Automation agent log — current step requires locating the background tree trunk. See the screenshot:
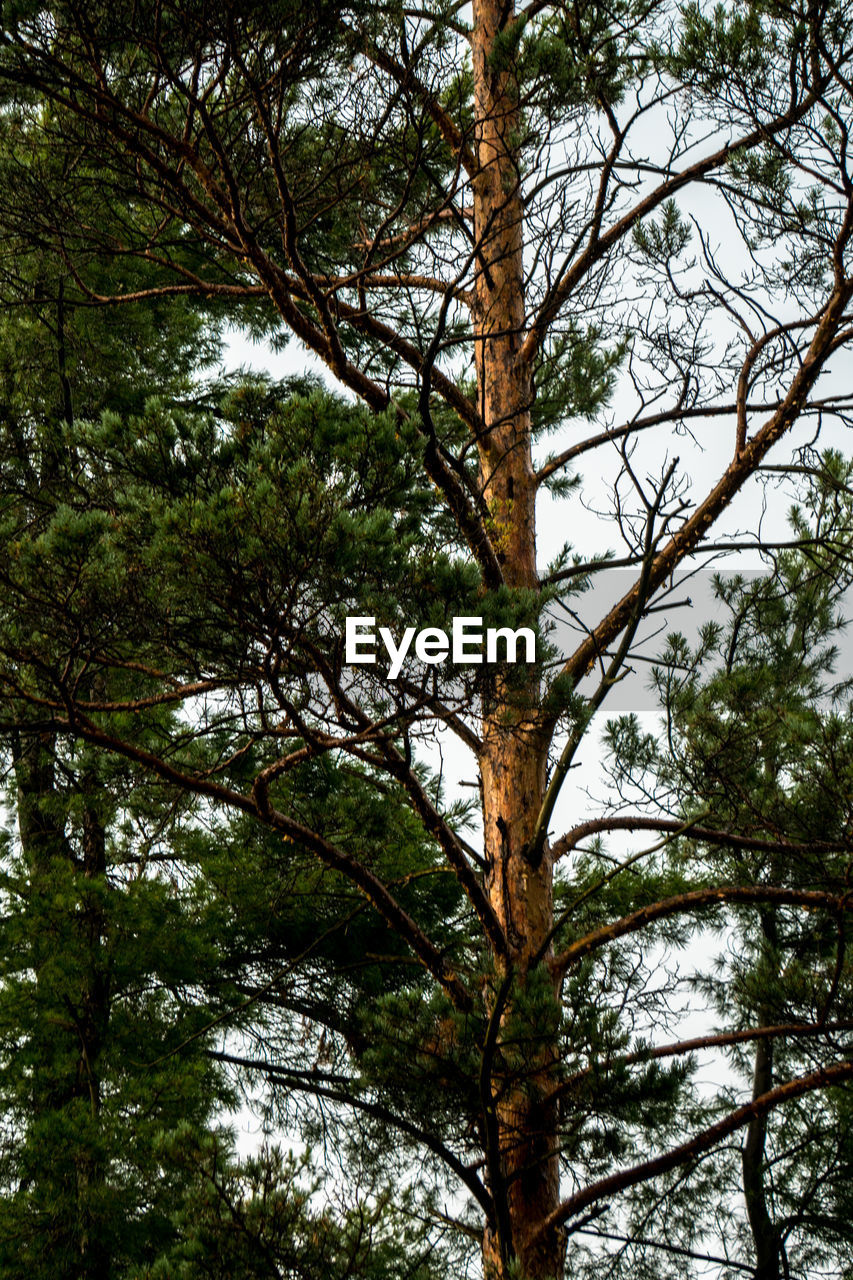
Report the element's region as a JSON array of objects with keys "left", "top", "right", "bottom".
[{"left": 742, "top": 912, "right": 782, "bottom": 1280}]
